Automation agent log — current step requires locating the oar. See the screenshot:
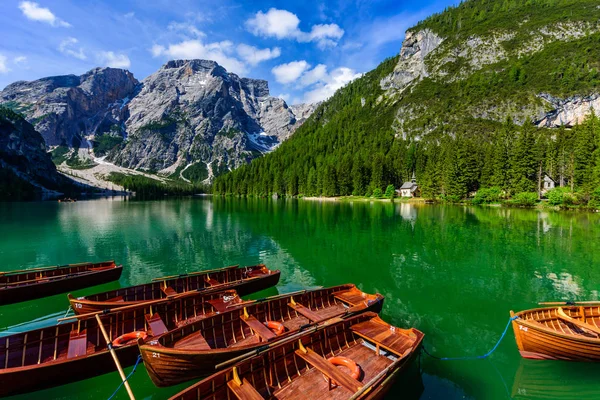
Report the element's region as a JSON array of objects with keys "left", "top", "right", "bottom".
[
  {"left": 58, "top": 292, "right": 194, "bottom": 322},
  {"left": 0, "top": 264, "right": 66, "bottom": 276},
  {"left": 151, "top": 265, "right": 239, "bottom": 281},
  {"left": 0, "top": 261, "right": 112, "bottom": 276},
  {"left": 214, "top": 317, "right": 343, "bottom": 370},
  {"left": 95, "top": 314, "right": 136, "bottom": 400},
  {"left": 225, "top": 289, "right": 311, "bottom": 309},
  {"left": 556, "top": 307, "right": 600, "bottom": 336},
  {"left": 2, "top": 271, "right": 98, "bottom": 287},
  {"left": 539, "top": 301, "right": 600, "bottom": 306}
]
